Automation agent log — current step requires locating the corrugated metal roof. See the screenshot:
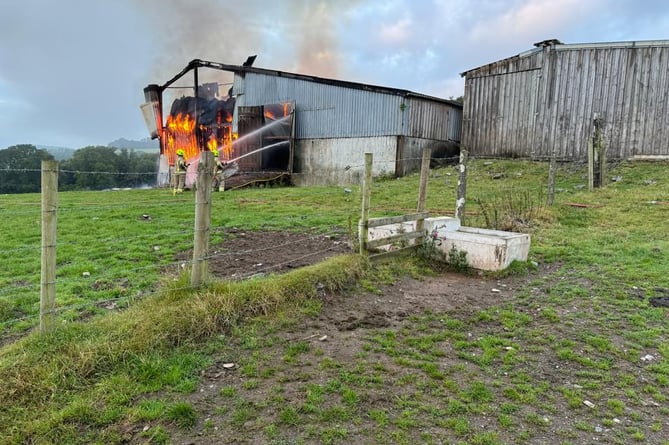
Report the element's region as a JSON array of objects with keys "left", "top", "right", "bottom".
[
  {"left": 158, "top": 59, "right": 462, "bottom": 109},
  {"left": 461, "top": 38, "right": 669, "bottom": 77}
]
